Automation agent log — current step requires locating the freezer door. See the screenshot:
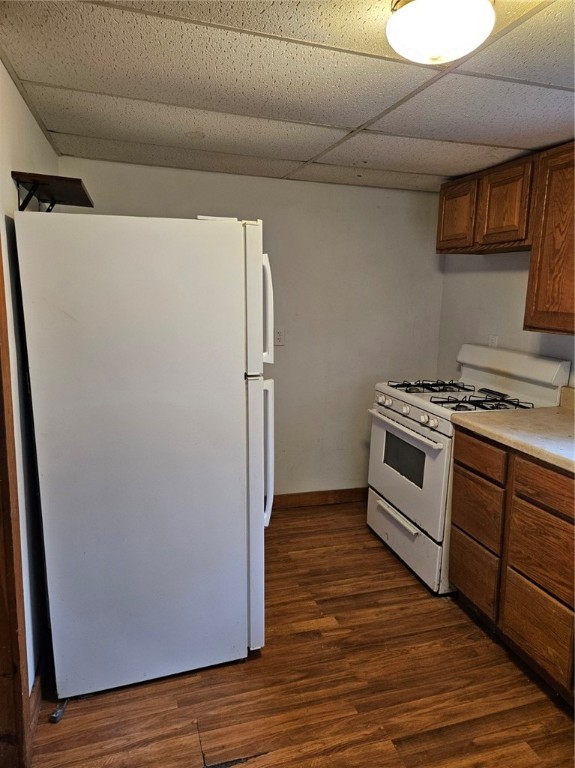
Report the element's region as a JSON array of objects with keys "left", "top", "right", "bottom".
[
  {"left": 245, "top": 222, "right": 274, "bottom": 372},
  {"left": 15, "top": 212, "right": 253, "bottom": 697}
]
